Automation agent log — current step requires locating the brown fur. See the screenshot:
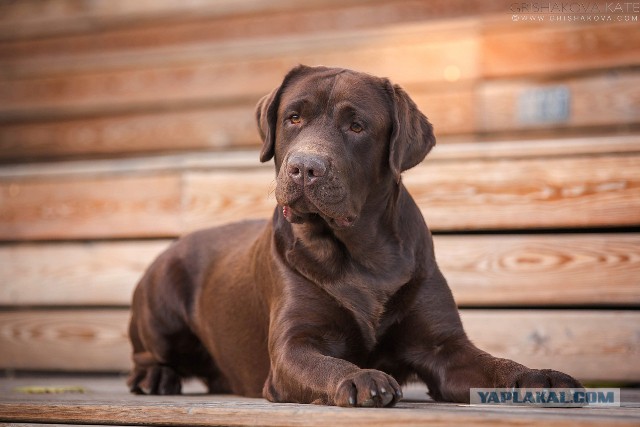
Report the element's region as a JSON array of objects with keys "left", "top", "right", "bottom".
[{"left": 128, "top": 65, "right": 582, "bottom": 407}]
